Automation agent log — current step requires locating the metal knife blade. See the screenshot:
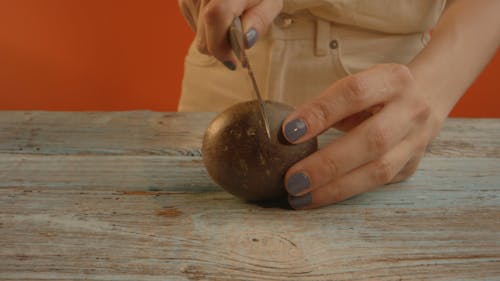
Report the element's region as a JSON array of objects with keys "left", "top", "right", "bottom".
[{"left": 228, "top": 17, "right": 271, "bottom": 140}]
